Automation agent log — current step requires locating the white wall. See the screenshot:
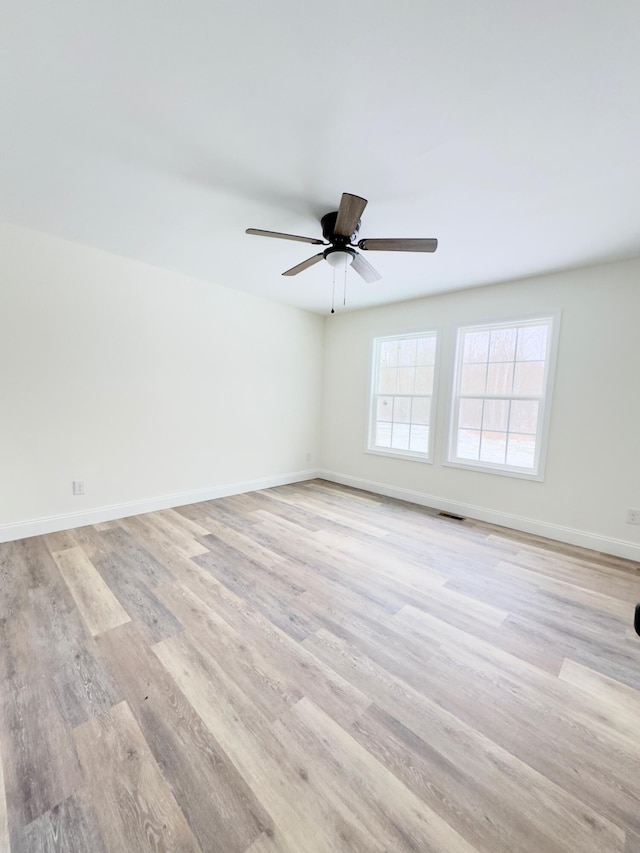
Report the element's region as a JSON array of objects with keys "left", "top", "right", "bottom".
[
  {"left": 0, "top": 223, "right": 324, "bottom": 538},
  {"left": 321, "top": 257, "right": 640, "bottom": 559}
]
